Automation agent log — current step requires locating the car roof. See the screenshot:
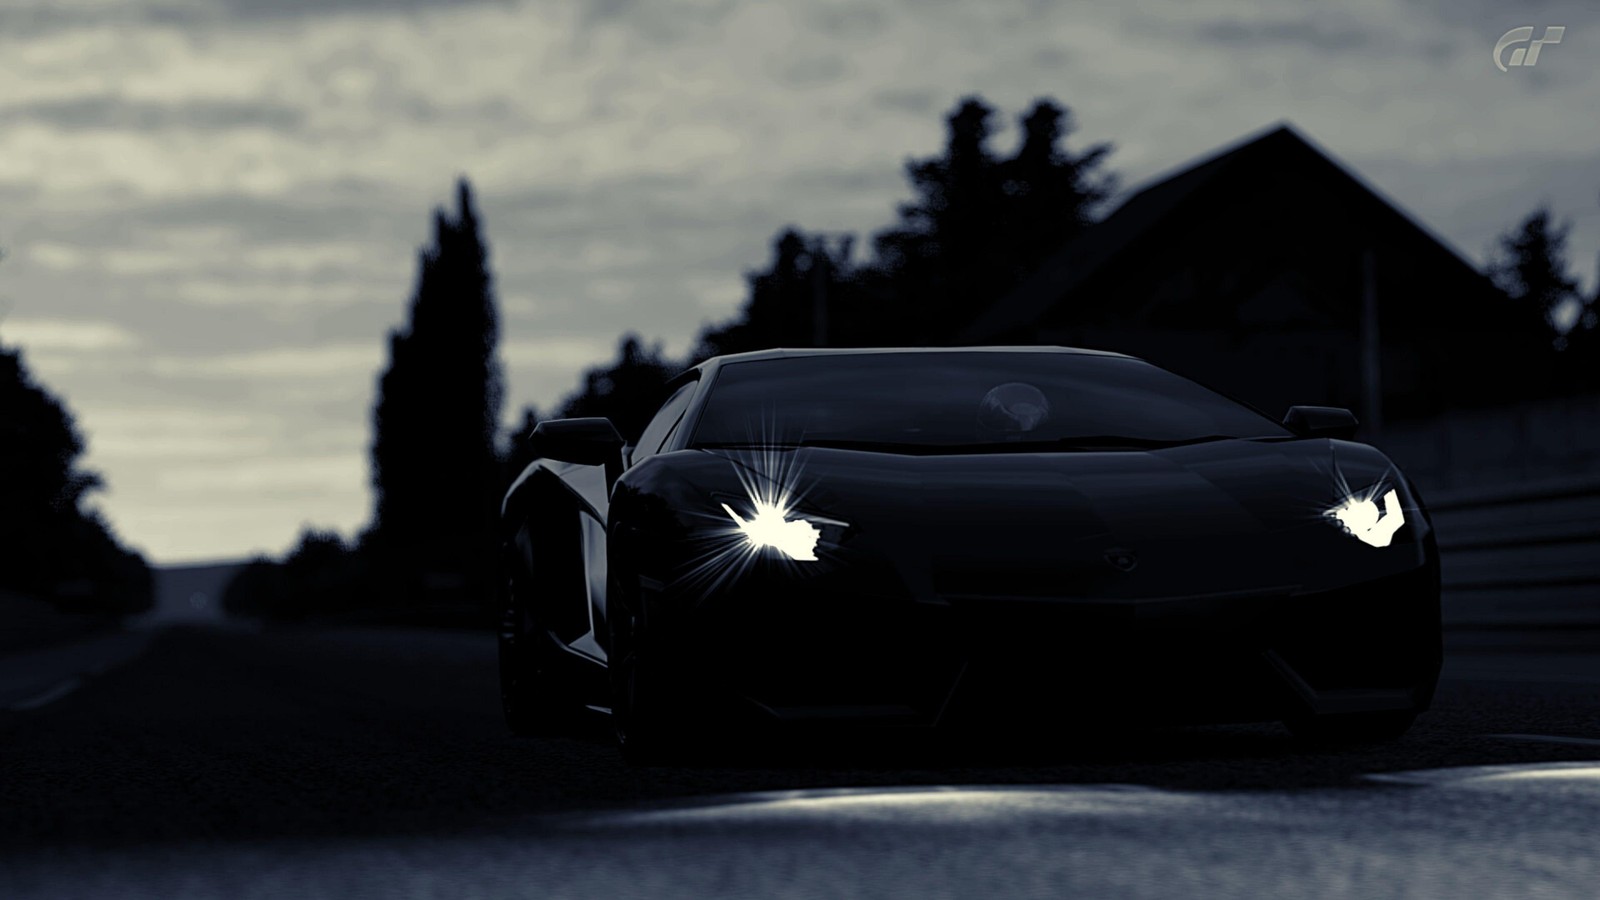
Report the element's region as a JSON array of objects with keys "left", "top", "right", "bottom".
[{"left": 690, "top": 345, "right": 1135, "bottom": 377}]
